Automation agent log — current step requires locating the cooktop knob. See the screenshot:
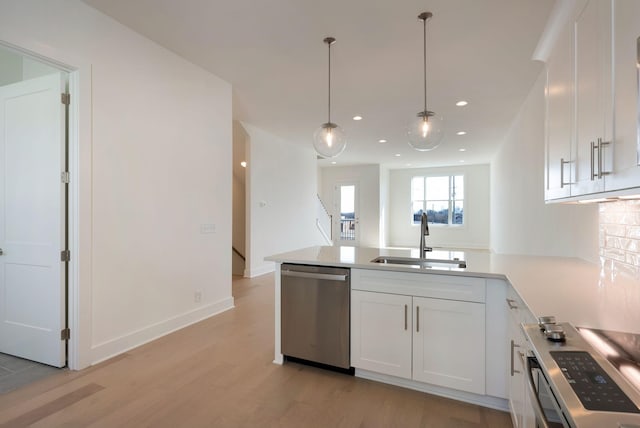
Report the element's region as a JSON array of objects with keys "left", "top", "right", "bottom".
[{"left": 545, "top": 325, "right": 566, "bottom": 342}]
